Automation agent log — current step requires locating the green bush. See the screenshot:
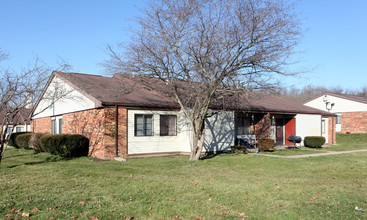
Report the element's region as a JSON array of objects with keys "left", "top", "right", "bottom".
[
  {"left": 29, "top": 133, "right": 46, "bottom": 152},
  {"left": 7, "top": 132, "right": 32, "bottom": 148},
  {"left": 14, "top": 133, "right": 33, "bottom": 149},
  {"left": 231, "top": 145, "right": 247, "bottom": 154},
  {"left": 40, "top": 134, "right": 89, "bottom": 157},
  {"left": 258, "top": 138, "right": 275, "bottom": 152},
  {"left": 304, "top": 136, "right": 325, "bottom": 148}
]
